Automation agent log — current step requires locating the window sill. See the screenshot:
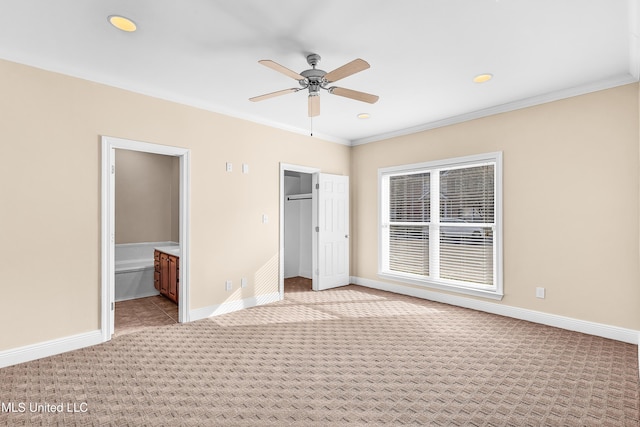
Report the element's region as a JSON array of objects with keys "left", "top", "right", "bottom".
[{"left": 378, "top": 272, "right": 504, "bottom": 301}]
